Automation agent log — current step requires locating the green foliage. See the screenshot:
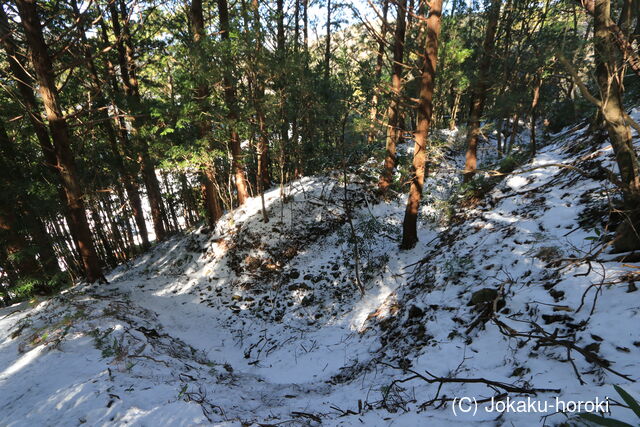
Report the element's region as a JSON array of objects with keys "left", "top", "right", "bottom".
[
  {"left": 1, "top": 0, "right": 638, "bottom": 300},
  {"left": 576, "top": 386, "right": 640, "bottom": 427},
  {"left": 497, "top": 146, "right": 533, "bottom": 174},
  {"left": 442, "top": 255, "right": 474, "bottom": 279},
  {"left": 460, "top": 175, "right": 499, "bottom": 201},
  {"left": 10, "top": 279, "right": 38, "bottom": 302},
  {"left": 90, "top": 328, "right": 127, "bottom": 359}
]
